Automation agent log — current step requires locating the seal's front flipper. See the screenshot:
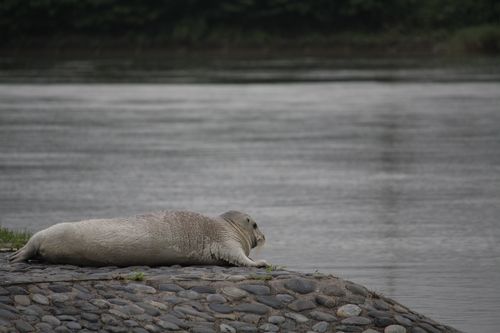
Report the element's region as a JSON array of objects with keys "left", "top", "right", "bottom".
[{"left": 225, "top": 247, "right": 269, "bottom": 267}]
